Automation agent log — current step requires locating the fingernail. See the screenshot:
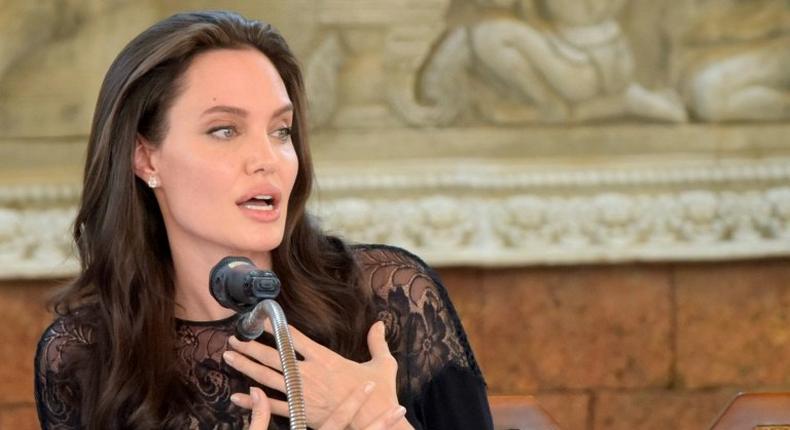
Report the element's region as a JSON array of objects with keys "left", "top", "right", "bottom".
[
  {"left": 223, "top": 351, "right": 234, "bottom": 364},
  {"left": 377, "top": 321, "right": 386, "bottom": 333},
  {"left": 364, "top": 381, "right": 375, "bottom": 394},
  {"left": 229, "top": 336, "right": 239, "bottom": 346},
  {"left": 230, "top": 394, "right": 241, "bottom": 405},
  {"left": 250, "top": 387, "right": 261, "bottom": 403}
]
